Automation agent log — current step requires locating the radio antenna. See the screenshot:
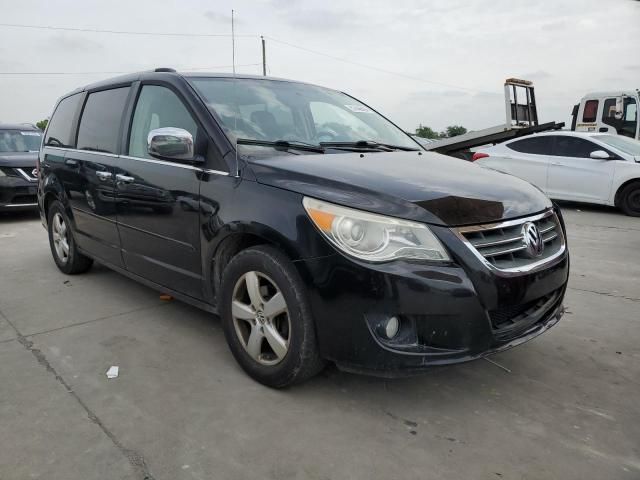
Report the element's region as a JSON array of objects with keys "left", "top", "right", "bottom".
[
  {"left": 231, "top": 9, "right": 239, "bottom": 177},
  {"left": 231, "top": 9, "right": 236, "bottom": 77}
]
